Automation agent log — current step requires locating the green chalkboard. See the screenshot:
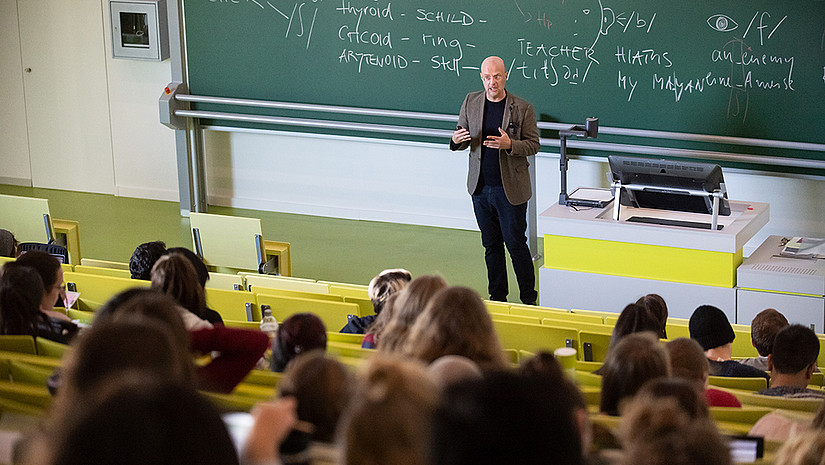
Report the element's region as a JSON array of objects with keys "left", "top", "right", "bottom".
[{"left": 183, "top": 0, "right": 825, "bottom": 174}]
